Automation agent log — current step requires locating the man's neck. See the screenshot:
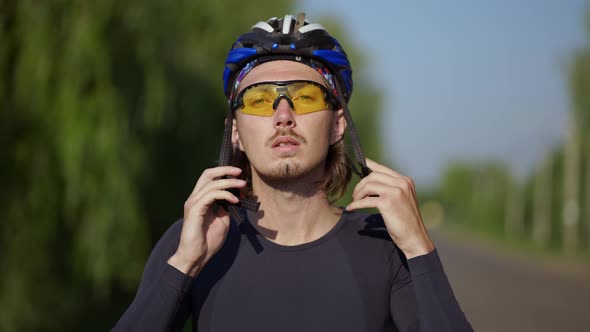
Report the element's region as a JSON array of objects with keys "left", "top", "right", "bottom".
[{"left": 246, "top": 171, "right": 342, "bottom": 246}]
